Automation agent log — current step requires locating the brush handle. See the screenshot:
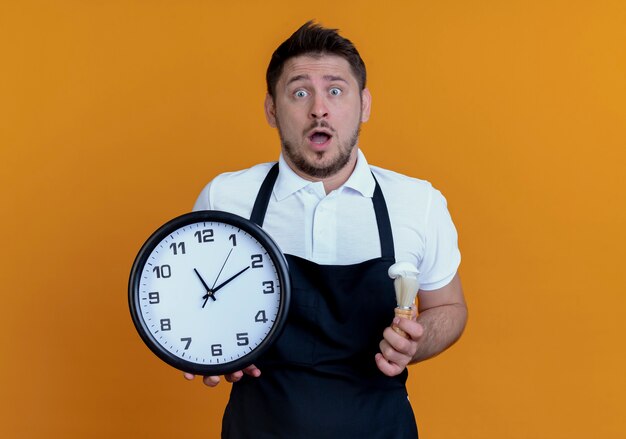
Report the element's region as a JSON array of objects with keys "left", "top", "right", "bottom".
[{"left": 392, "top": 307, "right": 413, "bottom": 338}]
